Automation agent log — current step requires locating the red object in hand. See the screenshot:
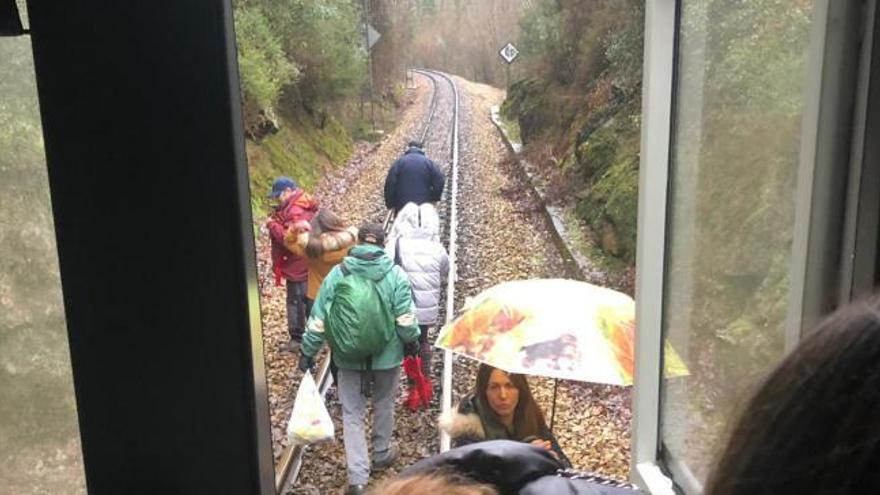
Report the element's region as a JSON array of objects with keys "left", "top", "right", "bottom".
[{"left": 403, "top": 356, "right": 433, "bottom": 411}]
